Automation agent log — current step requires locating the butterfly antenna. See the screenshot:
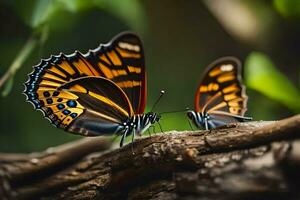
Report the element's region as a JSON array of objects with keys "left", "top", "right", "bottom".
[
  {"left": 150, "top": 90, "right": 165, "bottom": 112},
  {"left": 160, "top": 107, "right": 190, "bottom": 115}
]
